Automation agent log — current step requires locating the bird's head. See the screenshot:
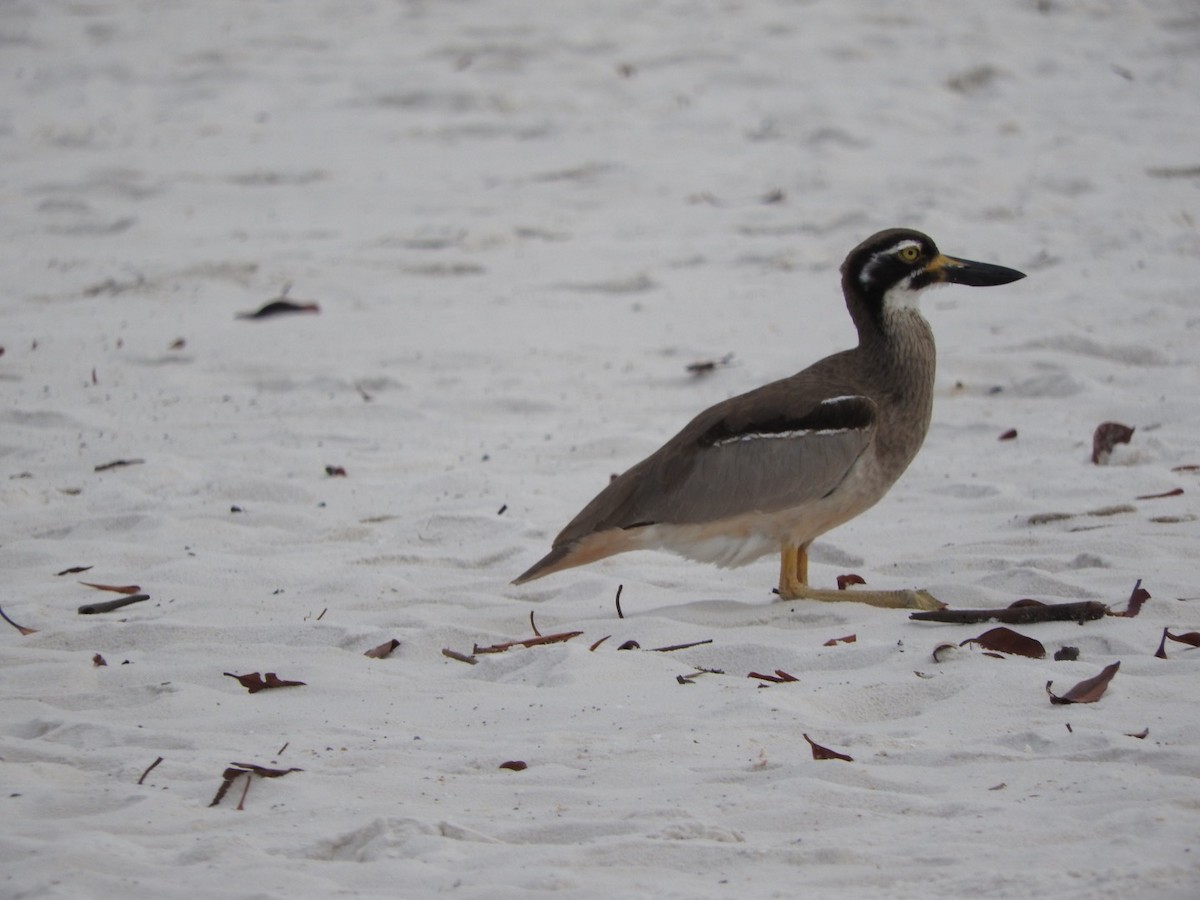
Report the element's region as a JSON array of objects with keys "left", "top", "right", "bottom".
[{"left": 841, "top": 228, "right": 1025, "bottom": 332}]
